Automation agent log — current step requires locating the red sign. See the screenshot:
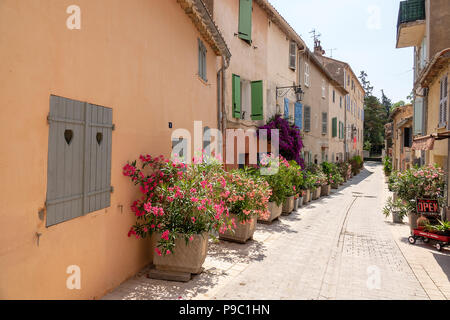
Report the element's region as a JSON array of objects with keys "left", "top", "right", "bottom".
[{"left": 416, "top": 199, "right": 439, "bottom": 214}]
